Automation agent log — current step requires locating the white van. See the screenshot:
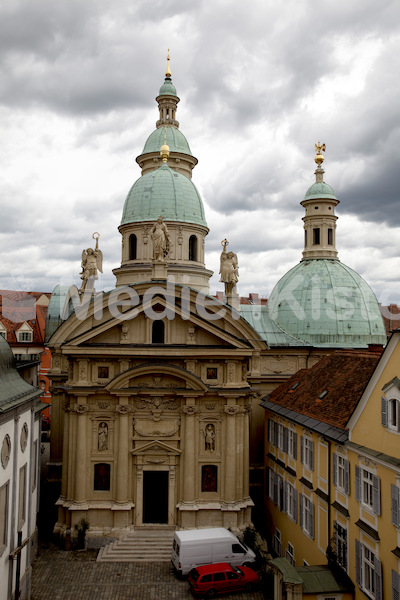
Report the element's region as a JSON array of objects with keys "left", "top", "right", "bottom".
[{"left": 171, "top": 528, "right": 256, "bottom": 576}]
